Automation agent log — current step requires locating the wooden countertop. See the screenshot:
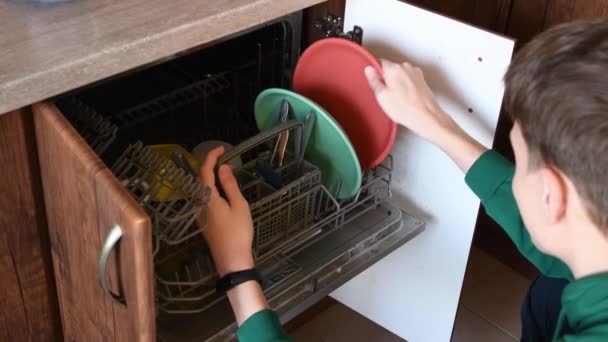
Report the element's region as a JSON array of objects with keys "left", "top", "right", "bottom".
[{"left": 0, "top": 0, "right": 324, "bottom": 115}]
